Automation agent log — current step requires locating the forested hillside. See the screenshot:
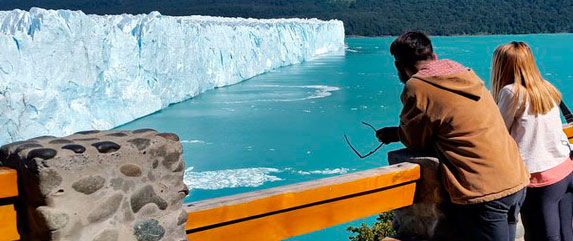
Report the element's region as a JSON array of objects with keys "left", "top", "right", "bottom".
[{"left": 1, "top": 0, "right": 572, "bottom": 36}]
